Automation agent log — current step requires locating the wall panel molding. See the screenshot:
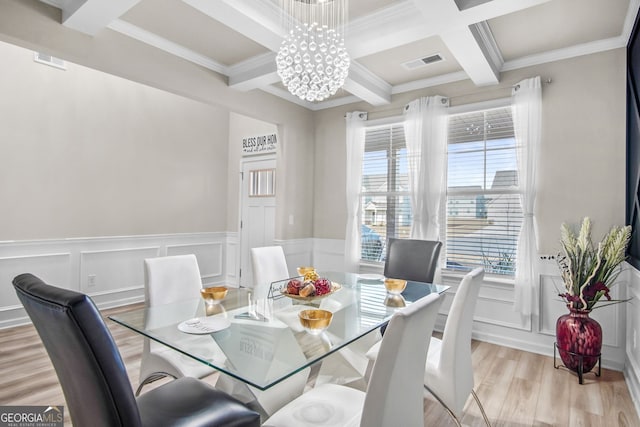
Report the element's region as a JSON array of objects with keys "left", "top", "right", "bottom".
[
  {"left": 0, "top": 235, "right": 633, "bottom": 374},
  {"left": 0, "top": 233, "right": 227, "bottom": 328}
]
